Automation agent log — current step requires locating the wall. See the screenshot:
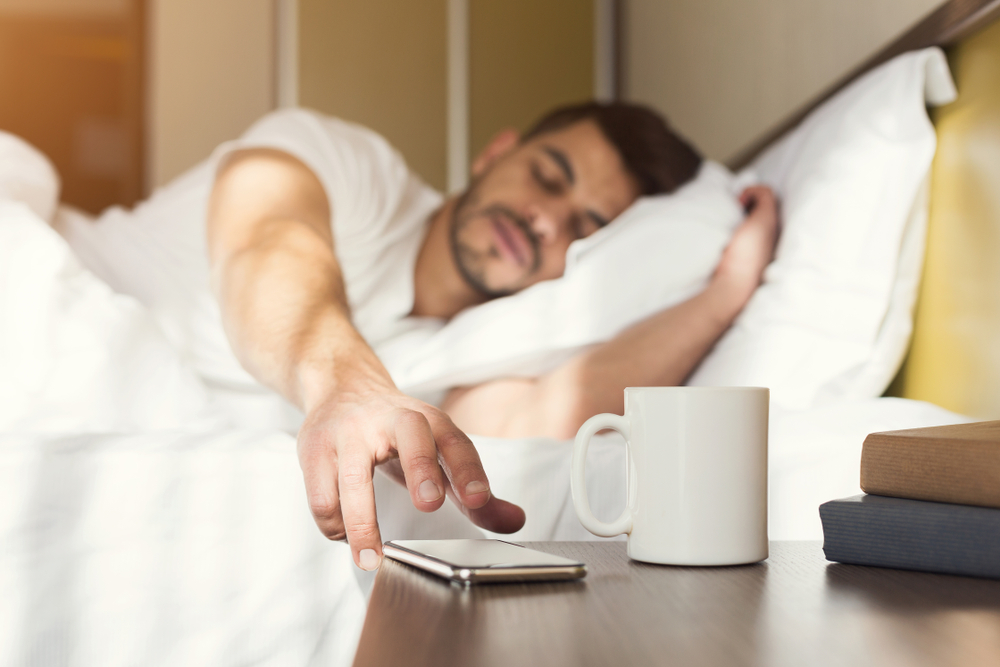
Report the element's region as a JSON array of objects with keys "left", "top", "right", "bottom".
[
  {"left": 145, "top": 0, "right": 597, "bottom": 194},
  {"left": 147, "top": 0, "right": 274, "bottom": 189},
  {"left": 297, "top": 0, "right": 447, "bottom": 191},
  {"left": 296, "top": 0, "right": 597, "bottom": 193},
  {"left": 622, "top": 0, "right": 948, "bottom": 163},
  {"left": 468, "top": 0, "right": 593, "bottom": 159}
]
